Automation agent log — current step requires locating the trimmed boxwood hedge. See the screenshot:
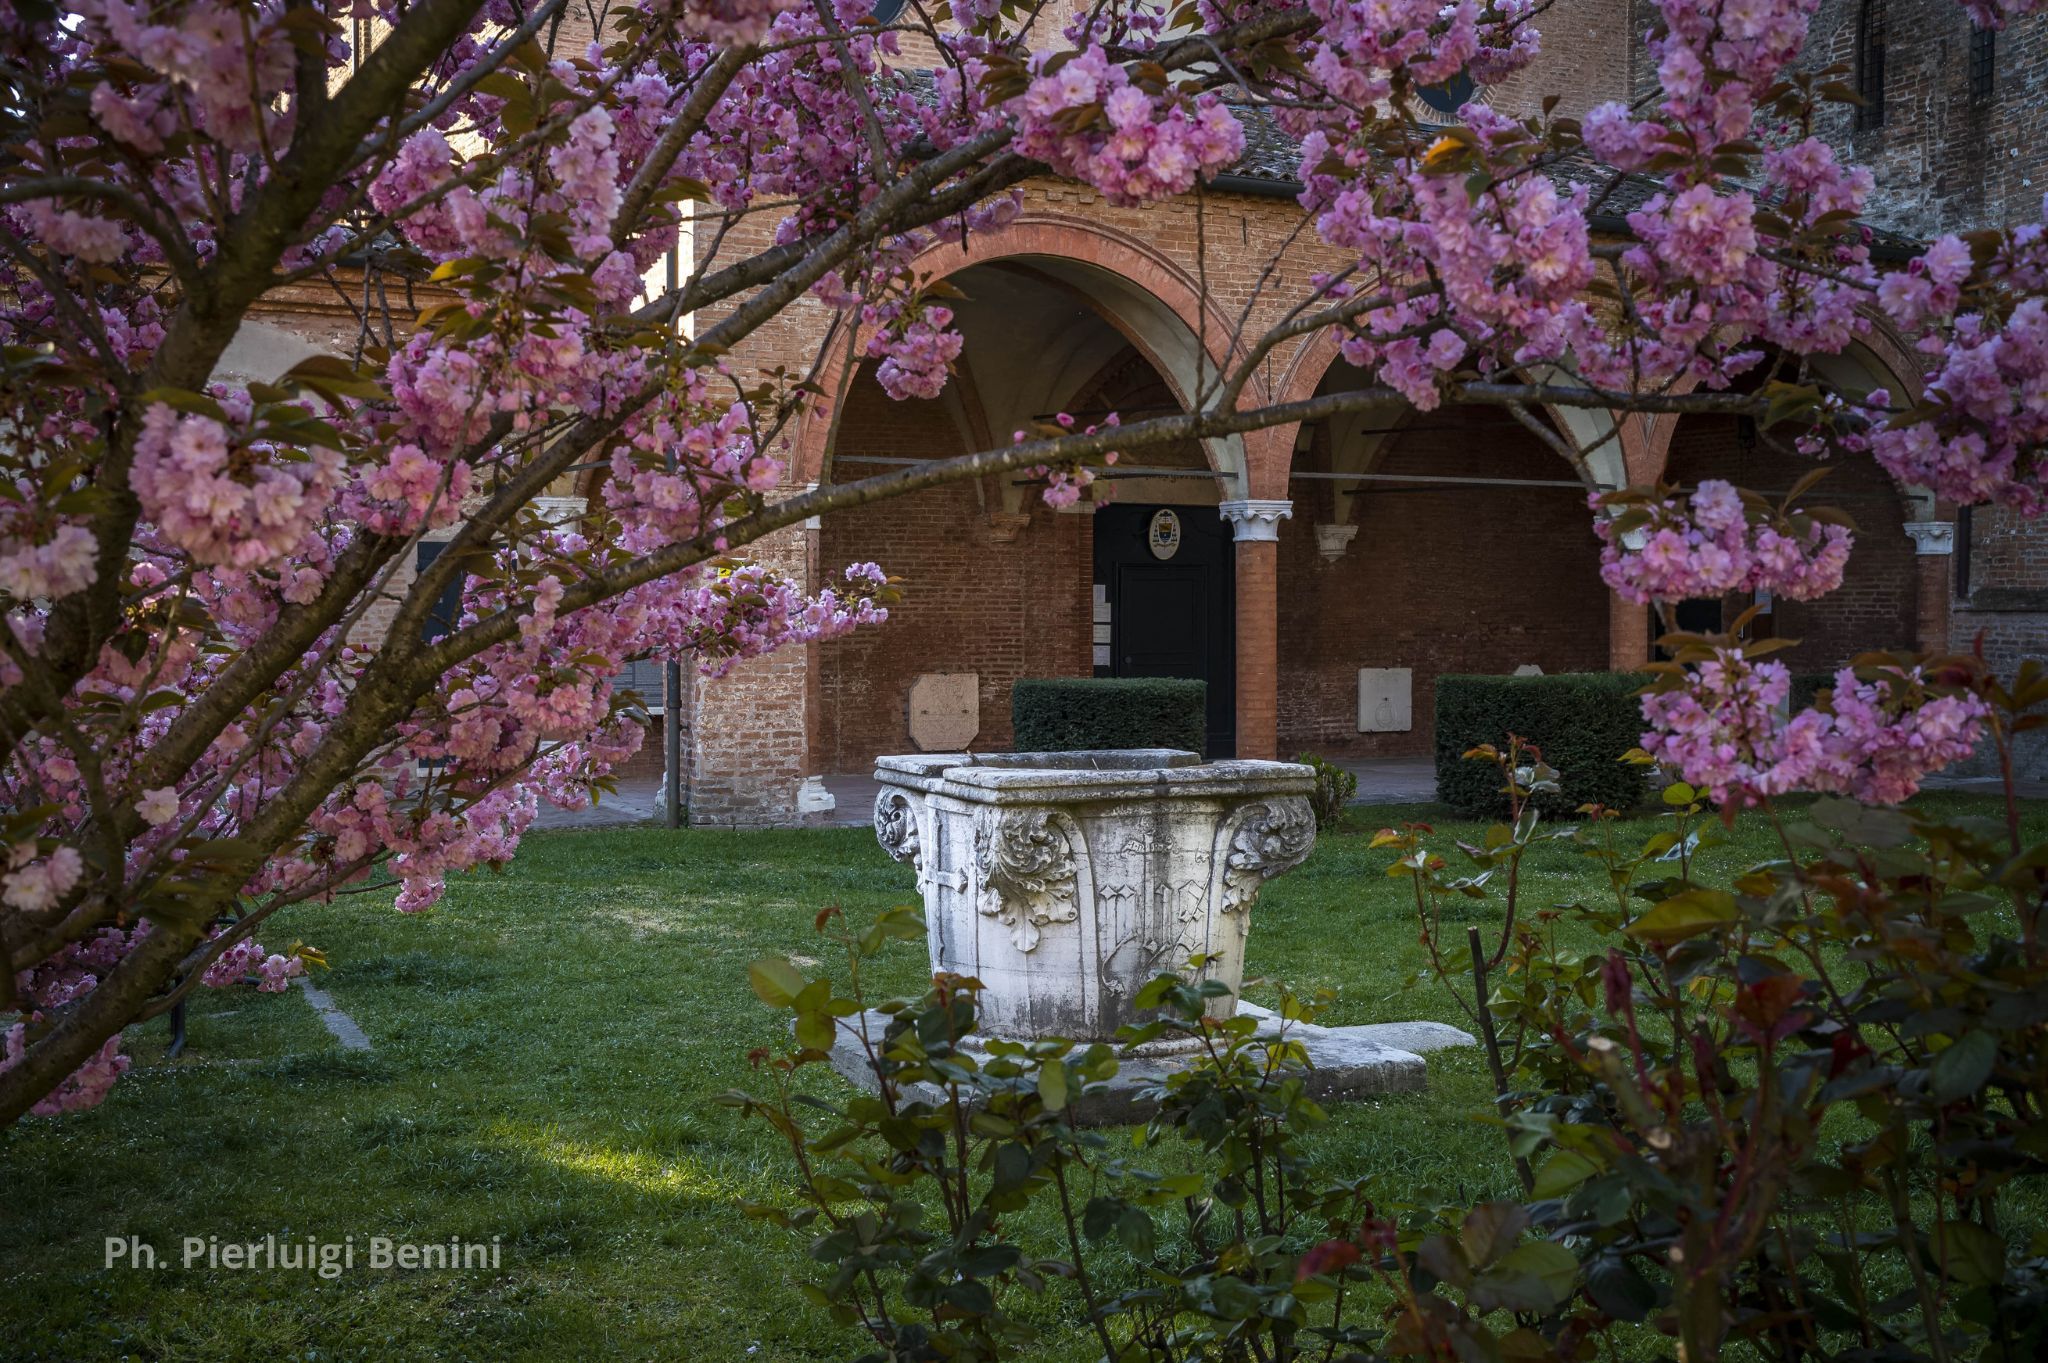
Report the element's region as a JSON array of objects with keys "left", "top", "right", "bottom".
[
  {"left": 1434, "top": 672, "right": 1651, "bottom": 817},
  {"left": 1012, "top": 677, "right": 1205, "bottom": 753}
]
